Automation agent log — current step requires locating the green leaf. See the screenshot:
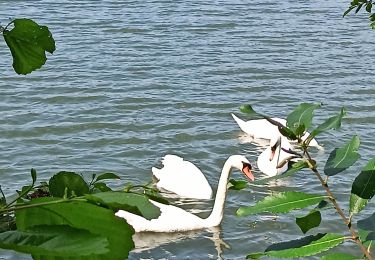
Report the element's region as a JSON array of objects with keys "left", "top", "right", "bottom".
[
  {"left": 296, "top": 210, "right": 321, "bottom": 234},
  {"left": 144, "top": 192, "right": 170, "bottom": 205},
  {"left": 357, "top": 212, "right": 375, "bottom": 232},
  {"left": 239, "top": 105, "right": 266, "bottom": 119},
  {"left": 3, "top": 19, "right": 55, "bottom": 75},
  {"left": 95, "top": 172, "right": 120, "bottom": 182},
  {"left": 355, "top": 3, "right": 363, "bottom": 13},
  {"left": 366, "top": 2, "right": 372, "bottom": 12},
  {"left": 351, "top": 157, "right": 375, "bottom": 199},
  {"left": 16, "top": 197, "right": 134, "bottom": 259},
  {"left": 366, "top": 232, "right": 375, "bottom": 241},
  {"left": 324, "top": 135, "right": 360, "bottom": 176},
  {"left": 247, "top": 233, "right": 345, "bottom": 259},
  {"left": 228, "top": 179, "right": 248, "bottom": 190},
  {"left": 31, "top": 168, "right": 37, "bottom": 184},
  {"left": 0, "top": 186, "right": 6, "bottom": 207},
  {"left": 286, "top": 103, "right": 321, "bottom": 134},
  {"left": 252, "top": 160, "right": 308, "bottom": 185},
  {"left": 349, "top": 193, "right": 369, "bottom": 216},
  {"left": 85, "top": 191, "right": 160, "bottom": 220},
  {"left": 321, "top": 252, "right": 362, "bottom": 260},
  {"left": 349, "top": 157, "right": 375, "bottom": 215},
  {"left": 278, "top": 126, "right": 298, "bottom": 140},
  {"left": 237, "top": 191, "right": 327, "bottom": 216},
  {"left": 306, "top": 108, "right": 346, "bottom": 144},
  {"left": 93, "top": 182, "right": 112, "bottom": 192},
  {"left": 343, "top": 6, "right": 356, "bottom": 16},
  {"left": 0, "top": 225, "right": 109, "bottom": 256},
  {"left": 49, "top": 171, "right": 89, "bottom": 197}
]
